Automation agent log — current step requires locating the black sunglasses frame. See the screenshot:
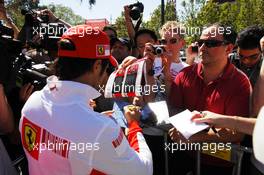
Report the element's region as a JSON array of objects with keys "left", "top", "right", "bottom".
[
  {"left": 238, "top": 53, "right": 261, "bottom": 60},
  {"left": 197, "top": 39, "right": 228, "bottom": 48}
]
